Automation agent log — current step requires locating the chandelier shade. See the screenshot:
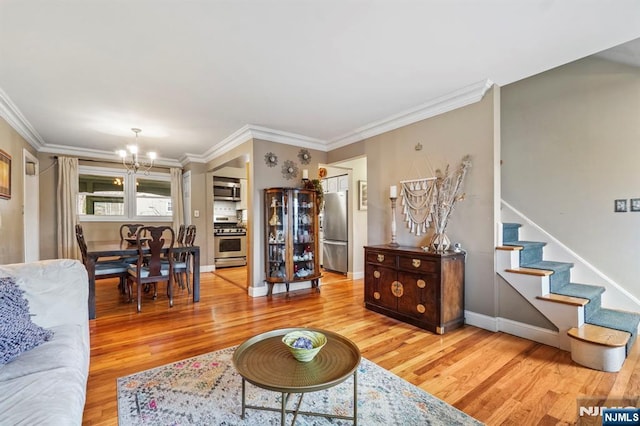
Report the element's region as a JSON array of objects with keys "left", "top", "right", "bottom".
[{"left": 118, "top": 128, "right": 156, "bottom": 174}]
